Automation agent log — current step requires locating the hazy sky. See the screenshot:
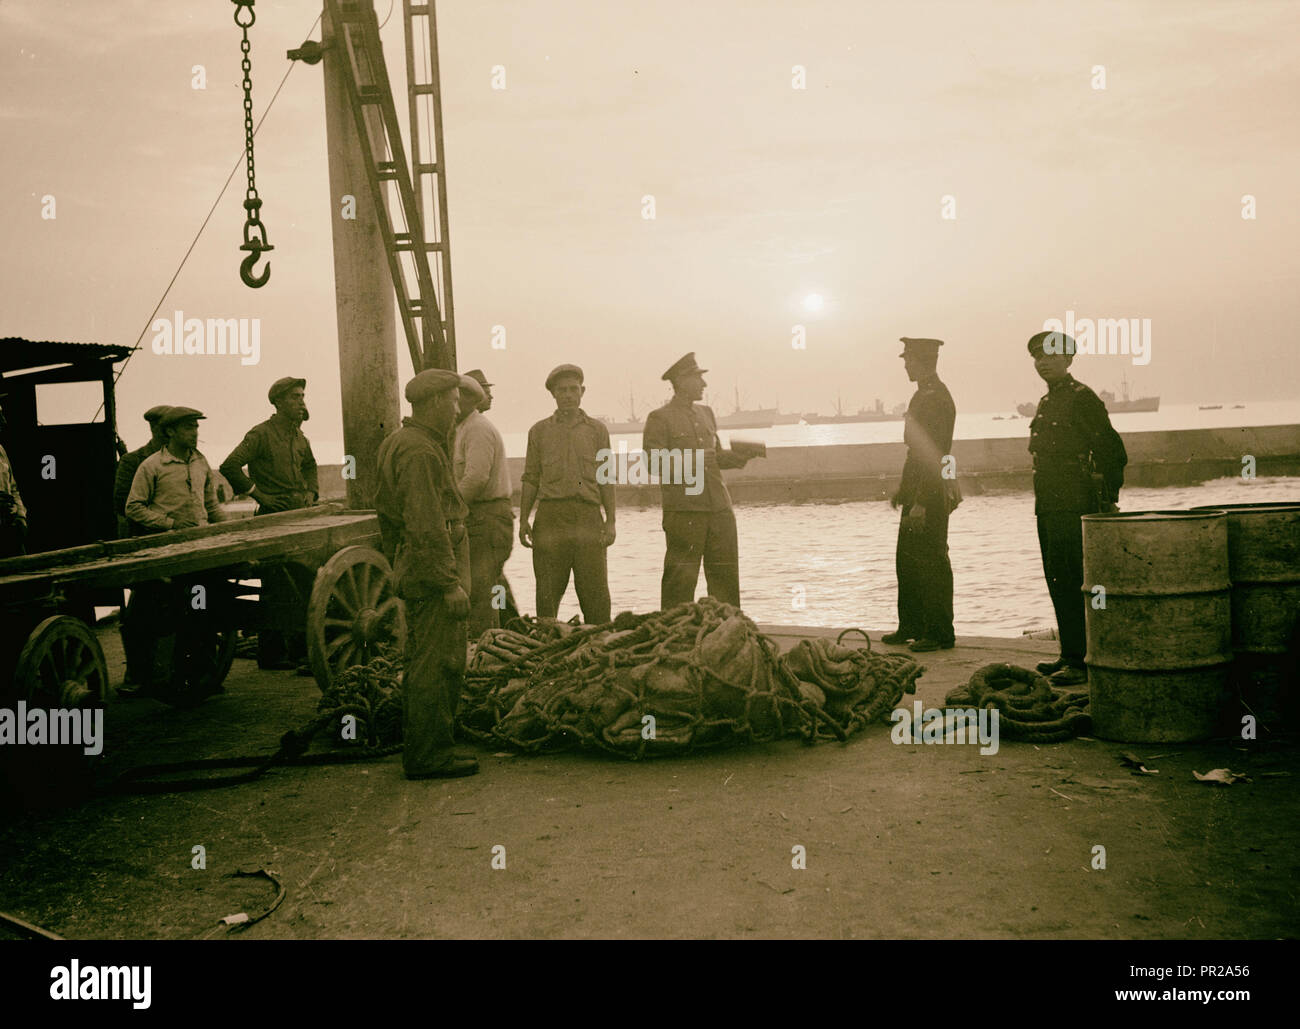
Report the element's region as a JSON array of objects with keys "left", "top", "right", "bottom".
[{"left": 2, "top": 0, "right": 1297, "bottom": 461}]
